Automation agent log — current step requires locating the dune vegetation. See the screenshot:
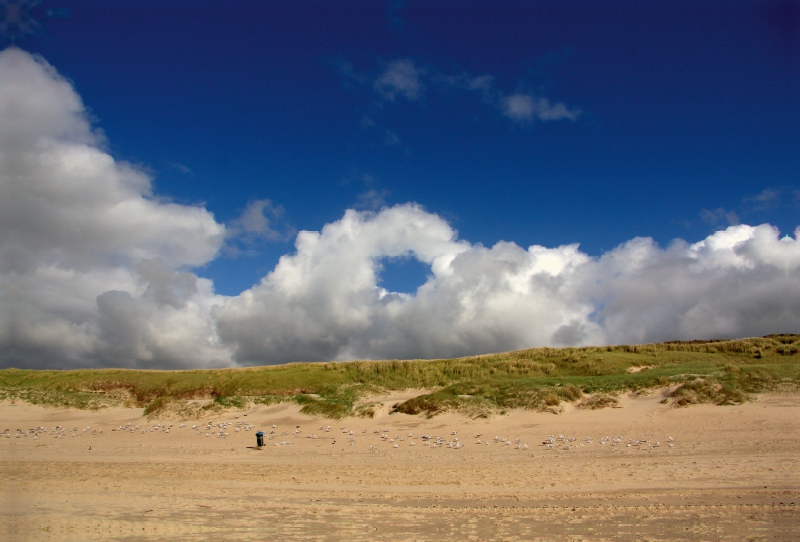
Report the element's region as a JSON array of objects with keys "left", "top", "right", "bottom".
[{"left": 1, "top": 335, "right": 798, "bottom": 419}]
